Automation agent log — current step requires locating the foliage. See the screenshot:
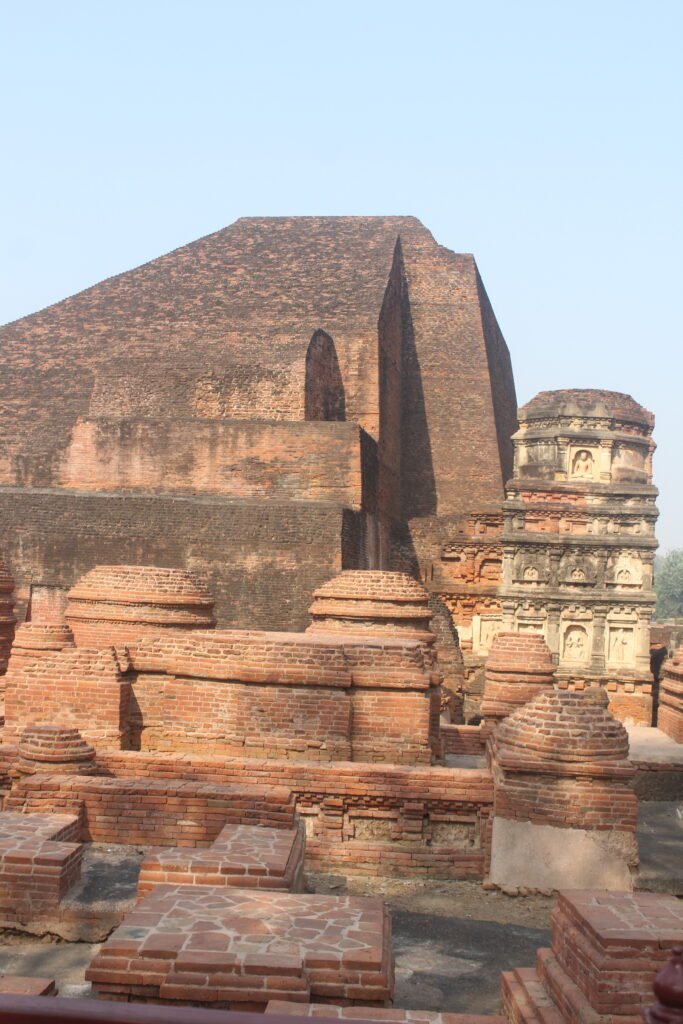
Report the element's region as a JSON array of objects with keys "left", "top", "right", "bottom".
[{"left": 654, "top": 549, "right": 683, "bottom": 620}]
